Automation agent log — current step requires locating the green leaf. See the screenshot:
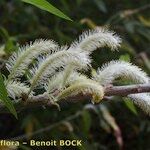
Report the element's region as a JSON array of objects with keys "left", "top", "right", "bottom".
[
  {"left": 138, "top": 15, "right": 150, "bottom": 27},
  {"left": 119, "top": 54, "right": 131, "bottom": 62},
  {"left": 0, "top": 26, "right": 9, "bottom": 40},
  {"left": 22, "top": 0, "right": 72, "bottom": 21},
  {"left": 93, "top": 0, "right": 107, "bottom": 13},
  {"left": 0, "top": 73, "right": 18, "bottom": 119},
  {"left": 0, "top": 26, "right": 17, "bottom": 54},
  {"left": 124, "top": 98, "right": 138, "bottom": 115},
  {"left": 82, "top": 110, "right": 91, "bottom": 134}
]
